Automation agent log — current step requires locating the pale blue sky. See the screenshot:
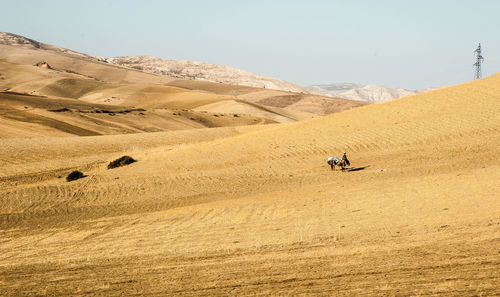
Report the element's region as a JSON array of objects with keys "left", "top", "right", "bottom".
[{"left": 1, "top": 0, "right": 499, "bottom": 89}]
